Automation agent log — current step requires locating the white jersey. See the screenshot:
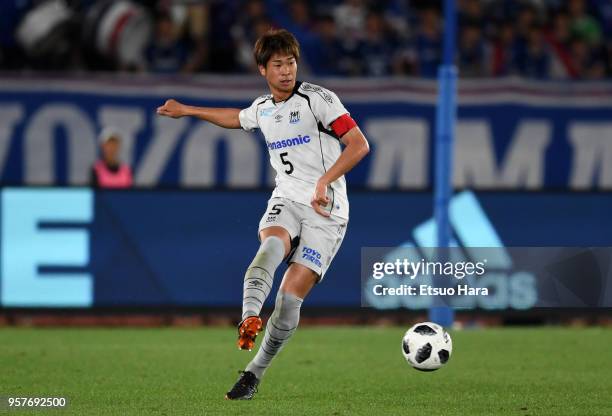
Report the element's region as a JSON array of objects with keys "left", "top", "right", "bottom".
[{"left": 239, "top": 81, "right": 350, "bottom": 219}]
